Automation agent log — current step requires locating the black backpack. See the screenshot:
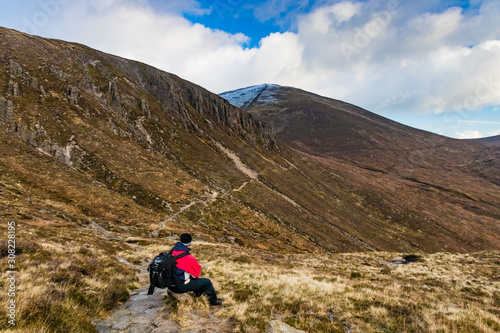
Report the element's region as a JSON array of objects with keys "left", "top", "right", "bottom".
[{"left": 147, "top": 250, "right": 190, "bottom": 295}]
